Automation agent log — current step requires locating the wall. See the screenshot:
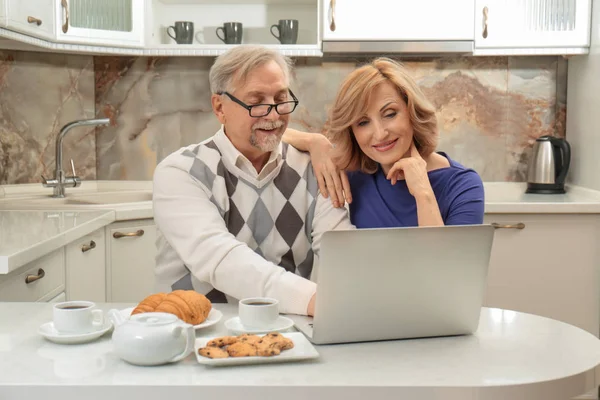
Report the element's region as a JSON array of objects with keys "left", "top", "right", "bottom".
[{"left": 0, "top": 51, "right": 567, "bottom": 184}]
